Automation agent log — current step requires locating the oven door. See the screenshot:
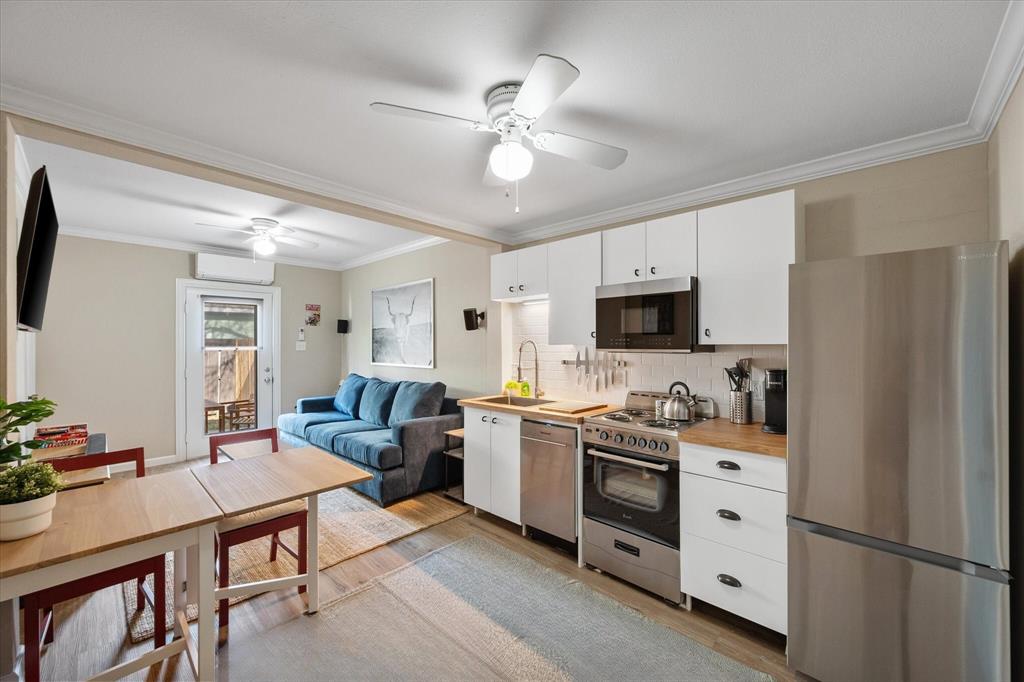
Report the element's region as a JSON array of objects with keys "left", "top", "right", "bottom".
[
  {"left": 583, "top": 446, "right": 679, "bottom": 548},
  {"left": 595, "top": 276, "right": 697, "bottom": 351}
]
